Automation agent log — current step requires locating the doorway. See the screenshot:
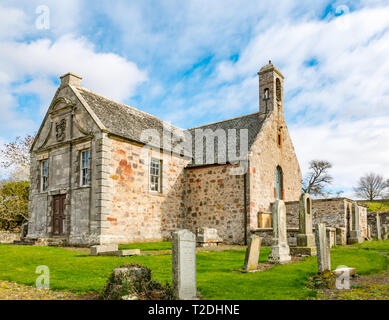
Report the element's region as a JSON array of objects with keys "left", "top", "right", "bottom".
[{"left": 52, "top": 194, "right": 66, "bottom": 236}]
